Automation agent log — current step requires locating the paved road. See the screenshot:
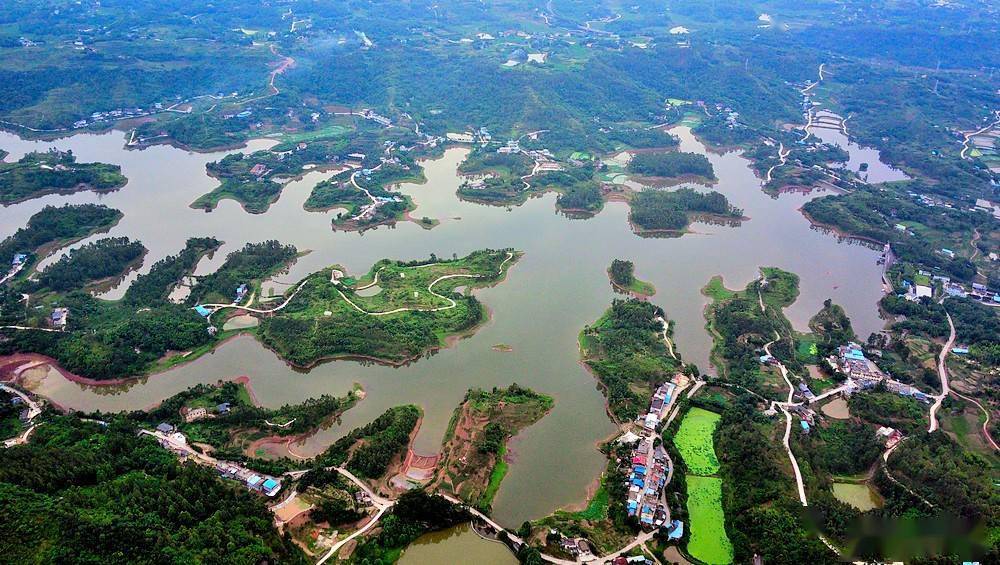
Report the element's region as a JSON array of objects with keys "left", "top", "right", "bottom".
[
  {"left": 335, "top": 252, "right": 514, "bottom": 316},
  {"left": 1, "top": 383, "right": 42, "bottom": 448},
  {"left": 763, "top": 337, "right": 809, "bottom": 506},
  {"left": 928, "top": 311, "right": 955, "bottom": 433}
]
